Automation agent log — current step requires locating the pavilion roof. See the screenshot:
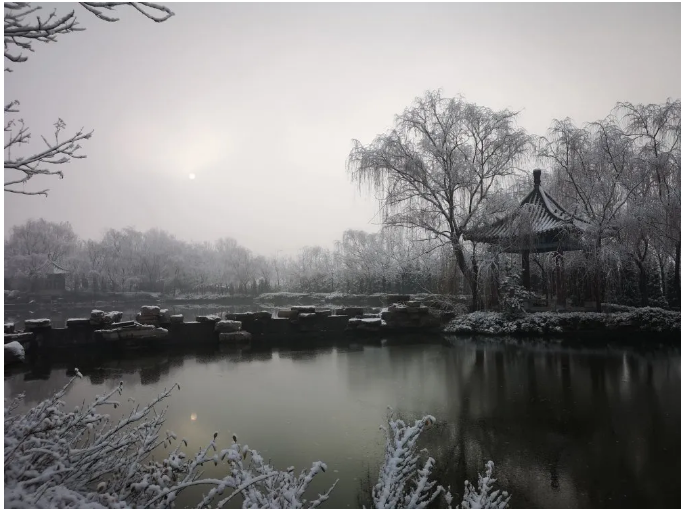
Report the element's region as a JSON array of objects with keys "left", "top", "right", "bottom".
[{"left": 464, "top": 170, "right": 591, "bottom": 248}]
